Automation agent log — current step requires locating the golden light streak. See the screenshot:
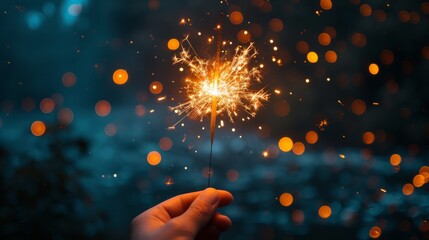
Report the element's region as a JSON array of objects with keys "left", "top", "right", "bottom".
[{"left": 169, "top": 36, "right": 269, "bottom": 129}]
